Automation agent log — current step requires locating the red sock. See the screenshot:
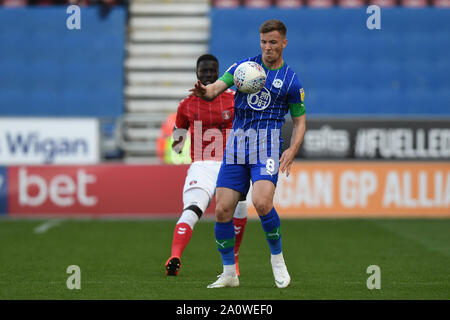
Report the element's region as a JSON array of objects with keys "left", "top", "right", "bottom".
[
  {"left": 233, "top": 217, "right": 247, "bottom": 257},
  {"left": 170, "top": 223, "right": 193, "bottom": 258}
]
